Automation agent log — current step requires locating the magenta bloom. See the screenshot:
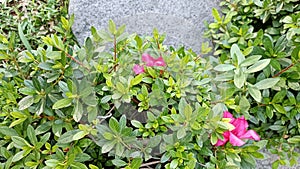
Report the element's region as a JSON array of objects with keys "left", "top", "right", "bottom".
[
  {"left": 215, "top": 111, "right": 260, "bottom": 147},
  {"left": 142, "top": 53, "right": 166, "bottom": 67},
  {"left": 133, "top": 64, "right": 145, "bottom": 75}
]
